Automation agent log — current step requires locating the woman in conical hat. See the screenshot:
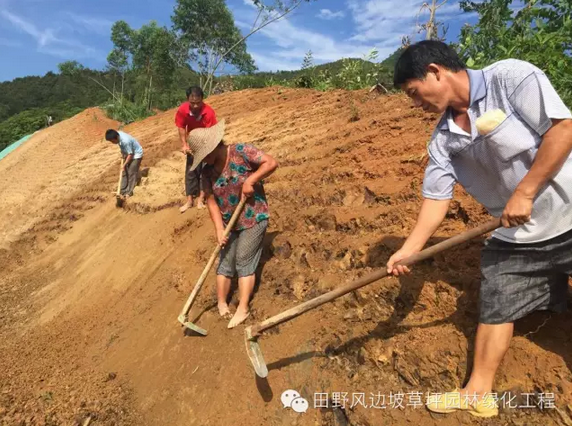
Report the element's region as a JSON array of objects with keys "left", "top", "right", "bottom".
[{"left": 187, "top": 119, "right": 279, "bottom": 328}]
